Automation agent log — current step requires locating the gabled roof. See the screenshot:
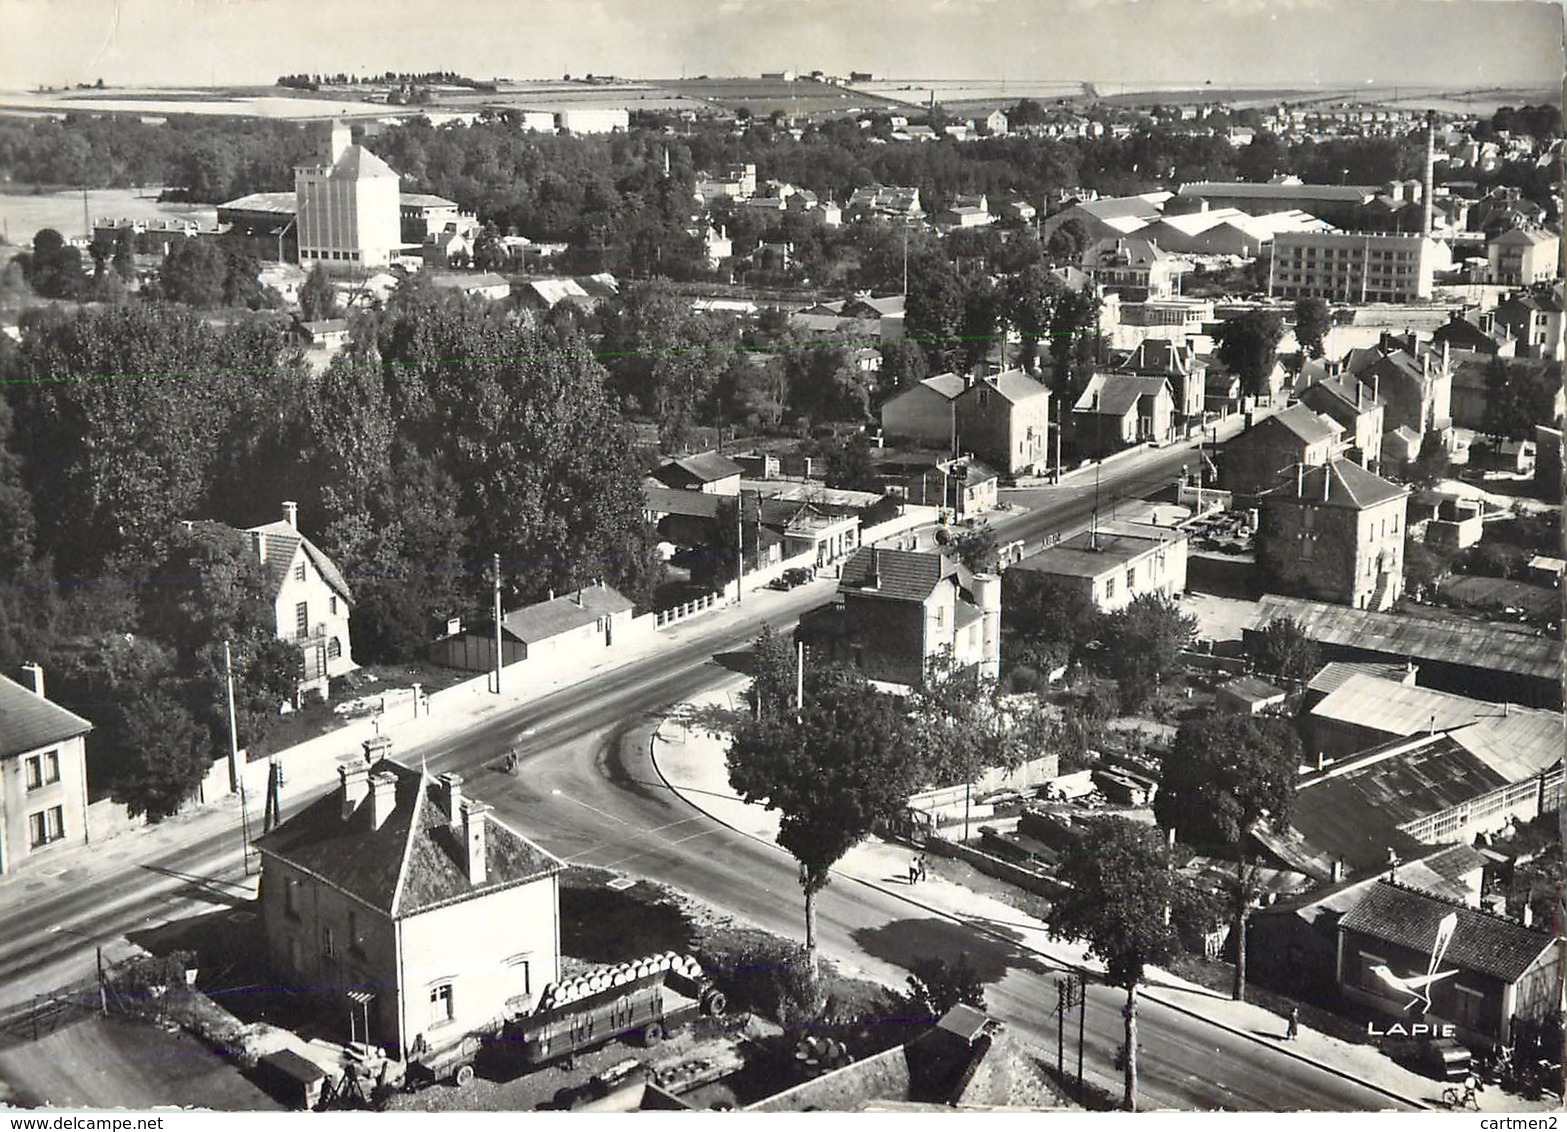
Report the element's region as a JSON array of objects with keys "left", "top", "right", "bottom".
[
  {"left": 644, "top": 485, "right": 722, "bottom": 520},
  {"left": 656, "top": 451, "right": 743, "bottom": 486},
  {"left": 1306, "top": 660, "right": 1415, "bottom": 696},
  {"left": 498, "top": 584, "right": 633, "bottom": 644},
  {"left": 328, "top": 145, "right": 397, "bottom": 181},
  {"left": 1265, "top": 402, "right": 1345, "bottom": 447},
  {"left": 916, "top": 372, "right": 967, "bottom": 401},
  {"left": 839, "top": 547, "right": 963, "bottom": 603},
  {"left": 1490, "top": 227, "right": 1554, "bottom": 247},
  {"left": 1265, "top": 459, "right": 1407, "bottom": 510},
  {"left": 1298, "top": 376, "right": 1383, "bottom": 419},
  {"left": 247, "top": 520, "right": 354, "bottom": 603},
  {"left": 1339, "top": 881, "right": 1555, "bottom": 984},
  {"left": 1074, "top": 372, "right": 1170, "bottom": 416},
  {"left": 968, "top": 369, "right": 1048, "bottom": 405},
  {"left": 0, "top": 673, "right": 93, "bottom": 760},
  {"left": 1115, "top": 338, "right": 1199, "bottom": 377},
  {"left": 256, "top": 758, "right": 563, "bottom": 919}
]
